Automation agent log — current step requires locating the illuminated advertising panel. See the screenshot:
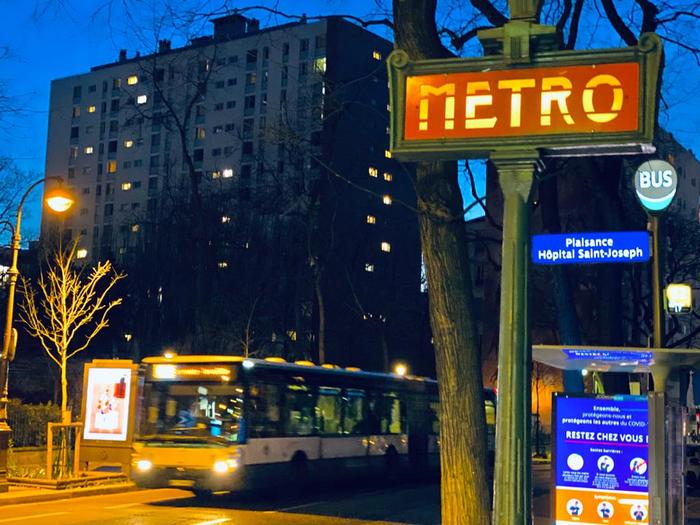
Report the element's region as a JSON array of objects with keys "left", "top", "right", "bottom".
[
  {"left": 83, "top": 367, "right": 132, "bottom": 441},
  {"left": 404, "top": 63, "right": 639, "bottom": 141},
  {"left": 553, "top": 394, "right": 649, "bottom": 524}
]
